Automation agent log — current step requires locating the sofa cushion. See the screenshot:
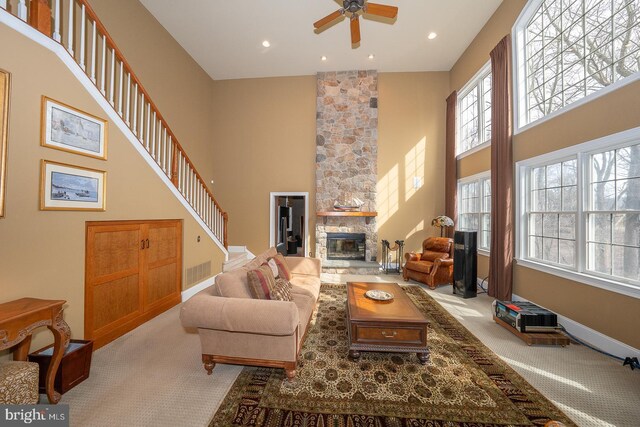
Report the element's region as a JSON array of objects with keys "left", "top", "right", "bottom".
[
  {"left": 215, "top": 267, "right": 252, "bottom": 299},
  {"left": 421, "top": 251, "right": 449, "bottom": 262},
  {"left": 405, "top": 260, "right": 434, "bottom": 274},
  {"left": 270, "top": 253, "right": 292, "bottom": 281},
  {"left": 272, "top": 278, "right": 293, "bottom": 302},
  {"left": 290, "top": 276, "right": 321, "bottom": 301},
  {"left": 247, "top": 266, "right": 278, "bottom": 300},
  {"left": 291, "top": 293, "right": 315, "bottom": 342}
]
